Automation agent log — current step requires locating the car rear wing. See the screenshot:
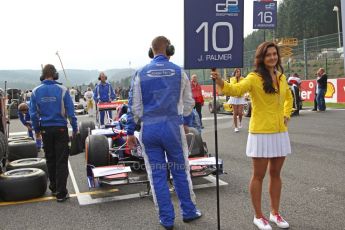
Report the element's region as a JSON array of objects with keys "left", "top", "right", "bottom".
[{"left": 97, "top": 100, "right": 128, "bottom": 111}]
